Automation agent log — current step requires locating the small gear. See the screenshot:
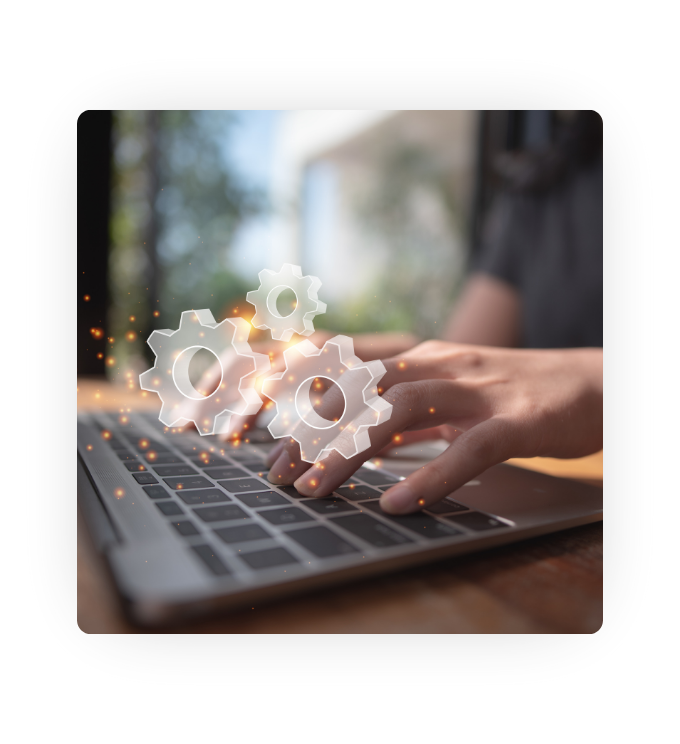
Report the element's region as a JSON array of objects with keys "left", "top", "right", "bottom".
[
  {"left": 246, "top": 264, "right": 326, "bottom": 342},
  {"left": 261, "top": 335, "right": 392, "bottom": 462},
  {"left": 139, "top": 309, "right": 270, "bottom": 436}
]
